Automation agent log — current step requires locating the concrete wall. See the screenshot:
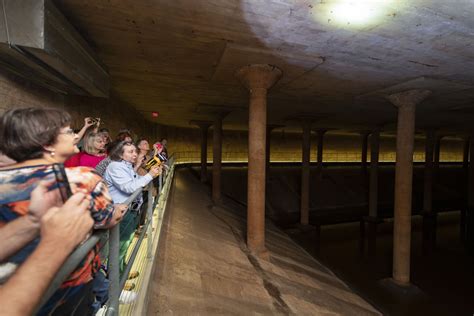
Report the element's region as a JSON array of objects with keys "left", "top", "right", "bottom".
[
  {"left": 159, "top": 125, "right": 465, "bottom": 163},
  {"left": 0, "top": 71, "right": 157, "bottom": 140}
]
